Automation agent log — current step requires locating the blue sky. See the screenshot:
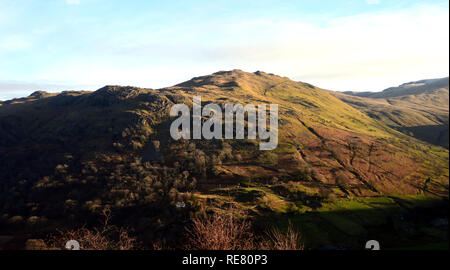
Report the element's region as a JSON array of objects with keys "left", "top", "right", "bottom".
[{"left": 0, "top": 0, "right": 448, "bottom": 100}]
